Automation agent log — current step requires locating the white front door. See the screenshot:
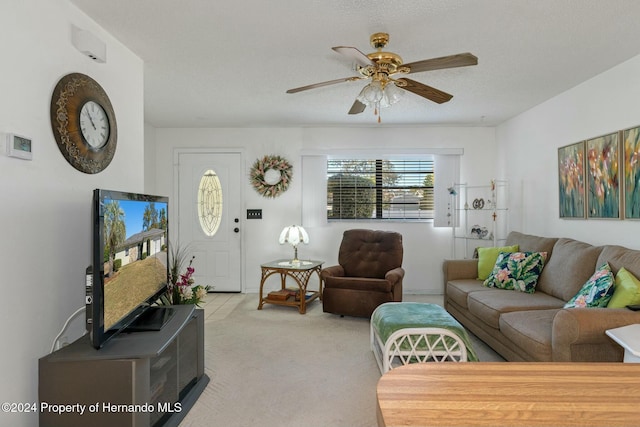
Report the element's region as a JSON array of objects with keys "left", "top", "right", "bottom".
[{"left": 176, "top": 151, "right": 242, "bottom": 292}]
